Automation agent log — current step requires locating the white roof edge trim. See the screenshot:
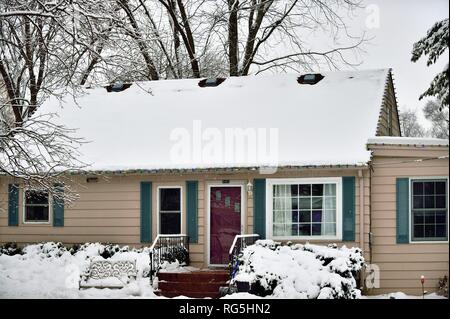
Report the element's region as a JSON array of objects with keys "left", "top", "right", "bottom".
[{"left": 367, "top": 136, "right": 449, "bottom": 146}]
